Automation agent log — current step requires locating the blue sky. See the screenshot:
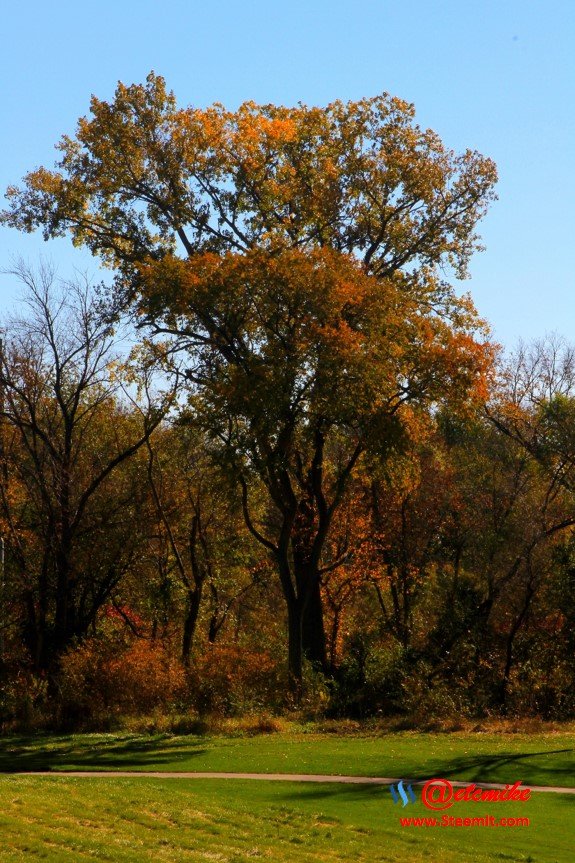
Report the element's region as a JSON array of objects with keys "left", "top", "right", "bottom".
[{"left": 0, "top": 0, "right": 573, "bottom": 348}]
